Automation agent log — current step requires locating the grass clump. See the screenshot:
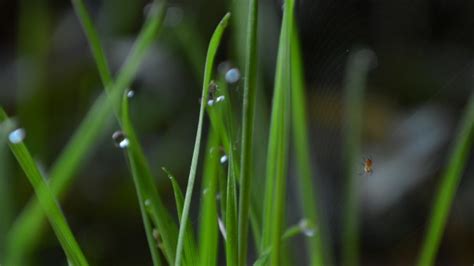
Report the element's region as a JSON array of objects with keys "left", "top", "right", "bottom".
[{"left": 2, "top": 0, "right": 472, "bottom": 265}]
